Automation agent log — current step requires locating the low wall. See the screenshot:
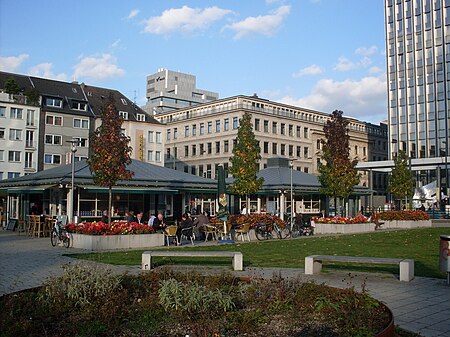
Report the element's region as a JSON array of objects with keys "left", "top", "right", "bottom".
[
  {"left": 70, "top": 233, "right": 165, "bottom": 251},
  {"left": 314, "top": 222, "right": 375, "bottom": 234},
  {"left": 381, "top": 220, "right": 432, "bottom": 229}
]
